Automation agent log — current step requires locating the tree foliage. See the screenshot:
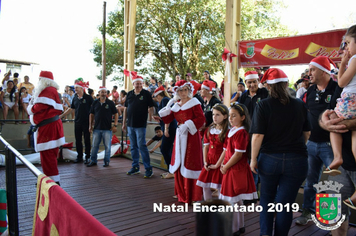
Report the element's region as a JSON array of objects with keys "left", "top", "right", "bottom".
[{"left": 91, "top": 0, "right": 293, "bottom": 83}]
